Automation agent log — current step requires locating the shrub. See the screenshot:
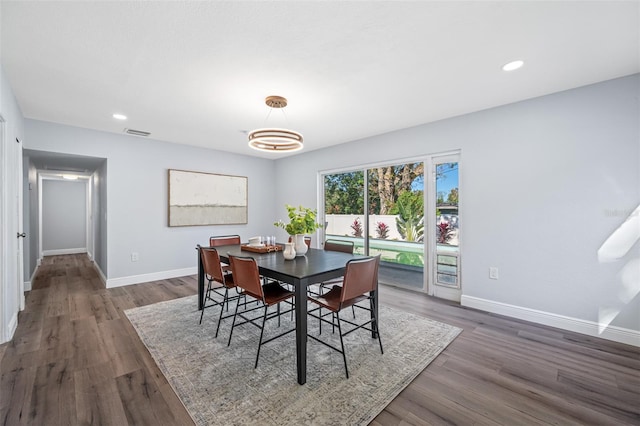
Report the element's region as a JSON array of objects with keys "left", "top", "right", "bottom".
[
  {"left": 376, "top": 221, "right": 389, "bottom": 239},
  {"left": 437, "top": 221, "right": 454, "bottom": 244},
  {"left": 351, "top": 217, "right": 363, "bottom": 237}
]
